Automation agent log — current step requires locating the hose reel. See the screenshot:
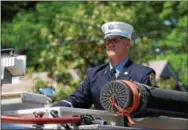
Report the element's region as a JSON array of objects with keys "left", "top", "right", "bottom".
[
  {"left": 100, "top": 80, "right": 142, "bottom": 125},
  {"left": 100, "top": 80, "right": 188, "bottom": 125},
  {"left": 100, "top": 80, "right": 132, "bottom": 112}
]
